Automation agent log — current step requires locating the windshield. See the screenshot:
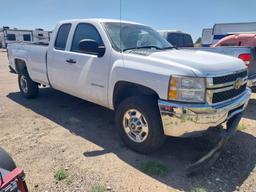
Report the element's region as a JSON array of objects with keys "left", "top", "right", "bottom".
[{"left": 103, "top": 22, "right": 172, "bottom": 52}]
